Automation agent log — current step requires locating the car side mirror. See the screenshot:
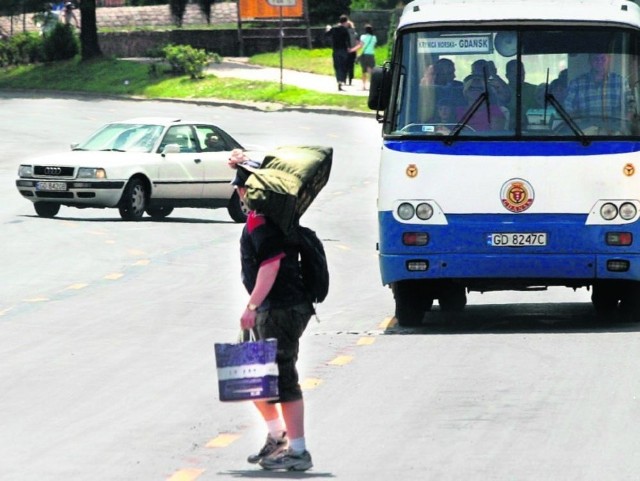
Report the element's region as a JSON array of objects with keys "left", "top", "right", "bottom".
[
  {"left": 162, "top": 144, "right": 181, "bottom": 155},
  {"left": 368, "top": 64, "right": 393, "bottom": 122}
]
